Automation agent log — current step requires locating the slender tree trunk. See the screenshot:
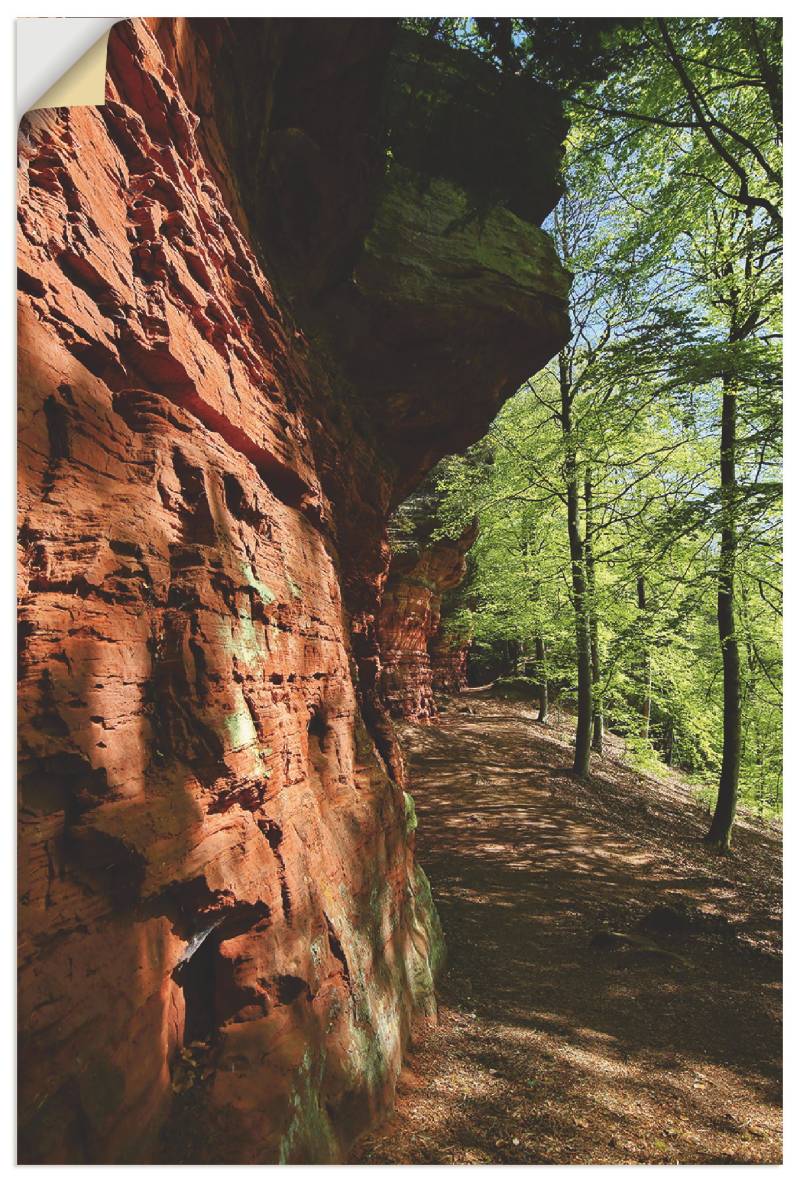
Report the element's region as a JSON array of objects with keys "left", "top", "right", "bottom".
[
  {"left": 561, "top": 359, "right": 593, "bottom": 778},
  {"left": 706, "top": 377, "right": 741, "bottom": 850},
  {"left": 568, "top": 476, "right": 593, "bottom": 777},
  {"left": 637, "top": 575, "right": 652, "bottom": 739},
  {"left": 524, "top": 539, "right": 549, "bottom": 724},
  {"left": 584, "top": 471, "right": 603, "bottom": 754},
  {"left": 534, "top": 635, "right": 549, "bottom": 723}
]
